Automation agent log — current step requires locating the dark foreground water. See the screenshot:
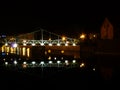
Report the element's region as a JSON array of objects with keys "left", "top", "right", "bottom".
[
  {"left": 0, "top": 66, "right": 120, "bottom": 90},
  {"left": 0, "top": 53, "right": 120, "bottom": 89}
]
